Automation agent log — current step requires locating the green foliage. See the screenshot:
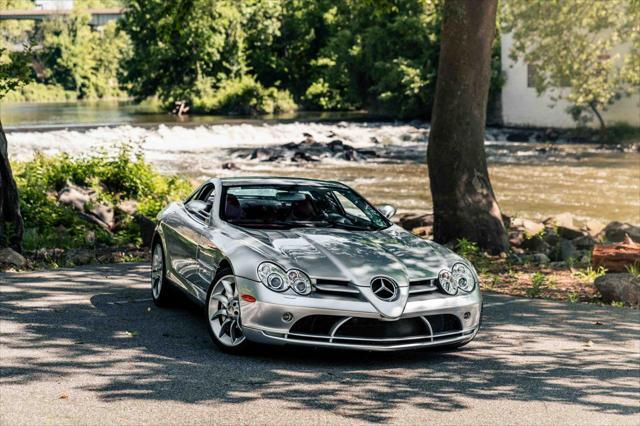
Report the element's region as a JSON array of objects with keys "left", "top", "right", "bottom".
[
  {"left": 2, "top": 82, "right": 75, "bottom": 102},
  {"left": 0, "top": 47, "right": 31, "bottom": 99},
  {"left": 526, "top": 271, "right": 547, "bottom": 297},
  {"left": 573, "top": 266, "right": 607, "bottom": 283},
  {"left": 13, "top": 145, "right": 191, "bottom": 250},
  {"left": 503, "top": 0, "right": 640, "bottom": 130},
  {"left": 567, "top": 292, "right": 579, "bottom": 303},
  {"left": 121, "top": 0, "right": 247, "bottom": 102},
  {"left": 456, "top": 238, "right": 480, "bottom": 259},
  {"left": 625, "top": 262, "right": 640, "bottom": 277},
  {"left": 39, "top": 13, "right": 130, "bottom": 99},
  {"left": 192, "top": 75, "right": 296, "bottom": 115}
]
